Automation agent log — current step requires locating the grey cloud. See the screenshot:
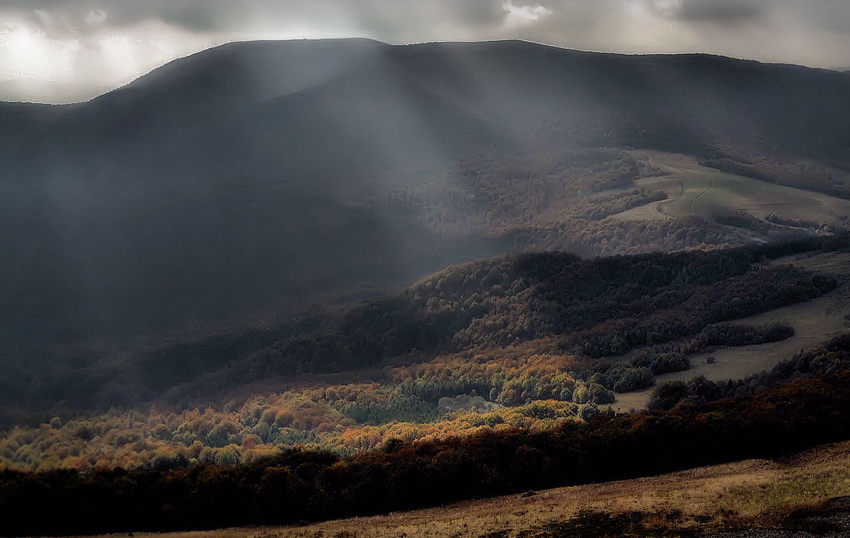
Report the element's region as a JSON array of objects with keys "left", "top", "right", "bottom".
[
  {"left": 0, "top": 0, "right": 844, "bottom": 34},
  {"left": 454, "top": 1, "right": 506, "bottom": 25},
  {"left": 0, "top": 1, "right": 223, "bottom": 33},
  {"left": 778, "top": 0, "right": 850, "bottom": 33},
  {"left": 647, "top": 0, "right": 764, "bottom": 23},
  {"left": 678, "top": 1, "right": 762, "bottom": 22},
  {"left": 2, "top": 1, "right": 845, "bottom": 39},
  {"left": 145, "top": 5, "right": 221, "bottom": 31},
  {"left": 0, "top": 0, "right": 517, "bottom": 36}
]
